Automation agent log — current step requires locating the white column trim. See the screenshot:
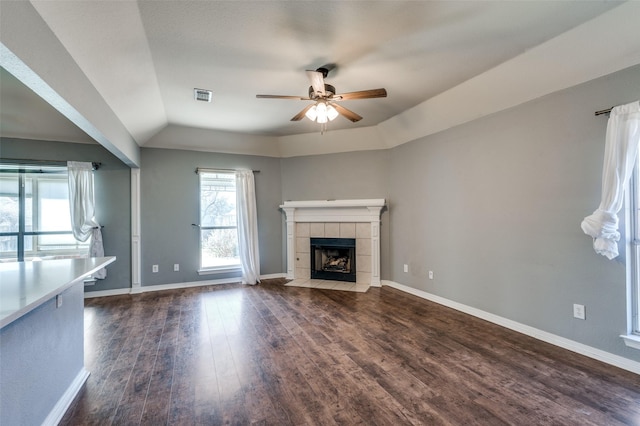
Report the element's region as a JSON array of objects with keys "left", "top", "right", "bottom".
[
  {"left": 370, "top": 217, "right": 381, "bottom": 287},
  {"left": 131, "top": 168, "right": 141, "bottom": 292},
  {"left": 282, "top": 207, "right": 296, "bottom": 280}
]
